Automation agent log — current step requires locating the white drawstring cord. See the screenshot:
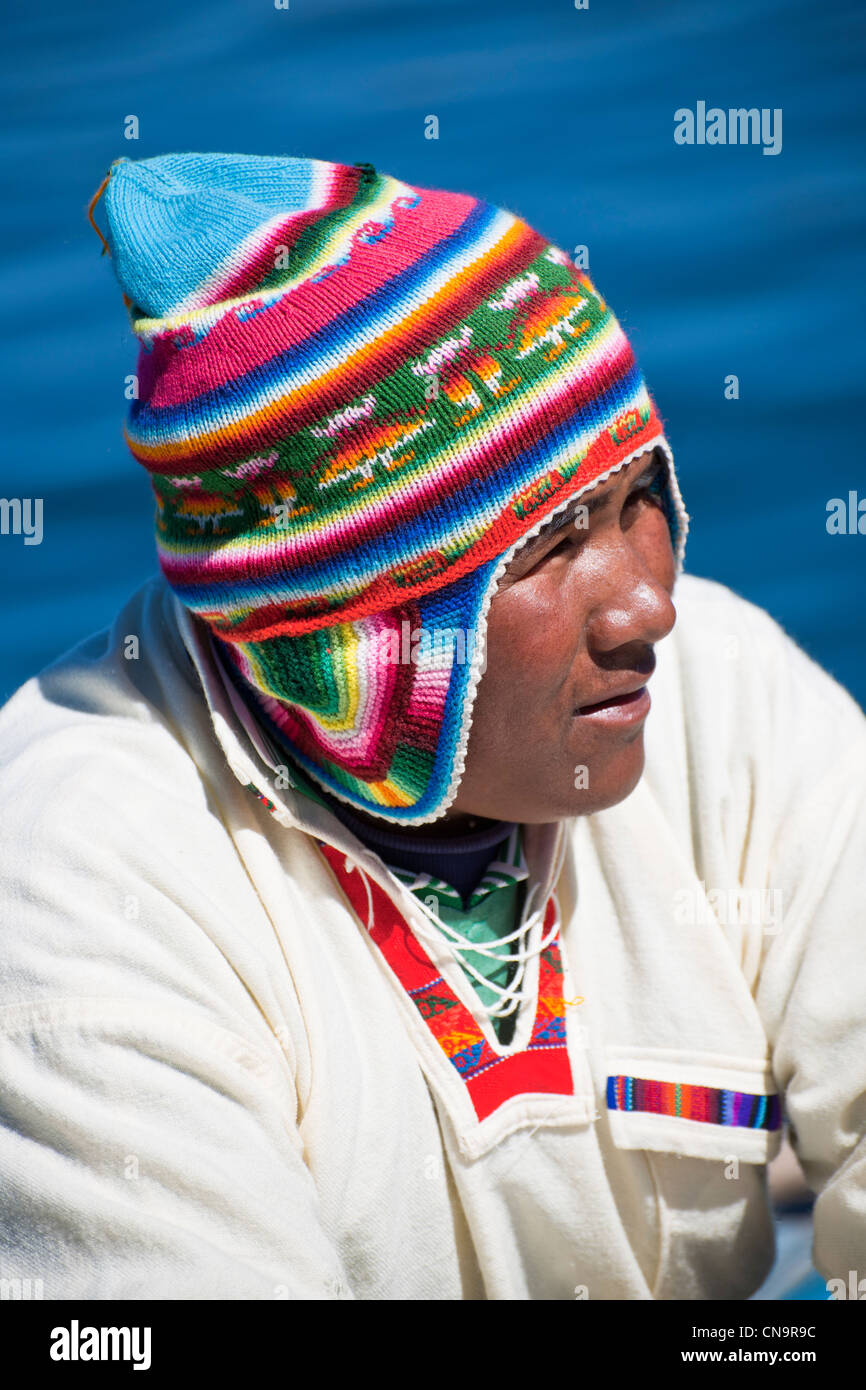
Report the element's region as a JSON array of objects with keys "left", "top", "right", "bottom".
[
  {"left": 411, "top": 880, "right": 553, "bottom": 1020},
  {"left": 407, "top": 876, "right": 561, "bottom": 1022}
]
